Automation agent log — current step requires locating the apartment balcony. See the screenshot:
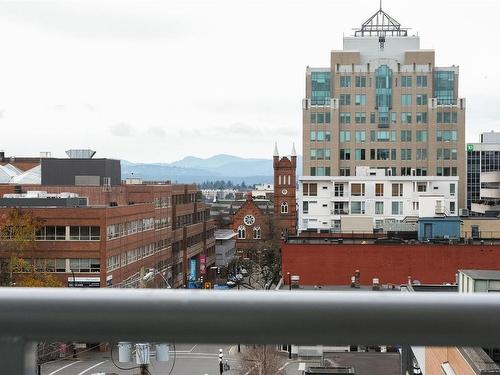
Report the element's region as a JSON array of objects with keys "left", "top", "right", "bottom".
[
  {"left": 331, "top": 194, "right": 349, "bottom": 201},
  {"left": 481, "top": 188, "right": 500, "bottom": 199},
  {"left": 332, "top": 209, "right": 349, "bottom": 215},
  {"left": 1, "top": 288, "right": 500, "bottom": 373},
  {"left": 481, "top": 171, "right": 500, "bottom": 183},
  {"left": 430, "top": 97, "right": 466, "bottom": 109}
]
